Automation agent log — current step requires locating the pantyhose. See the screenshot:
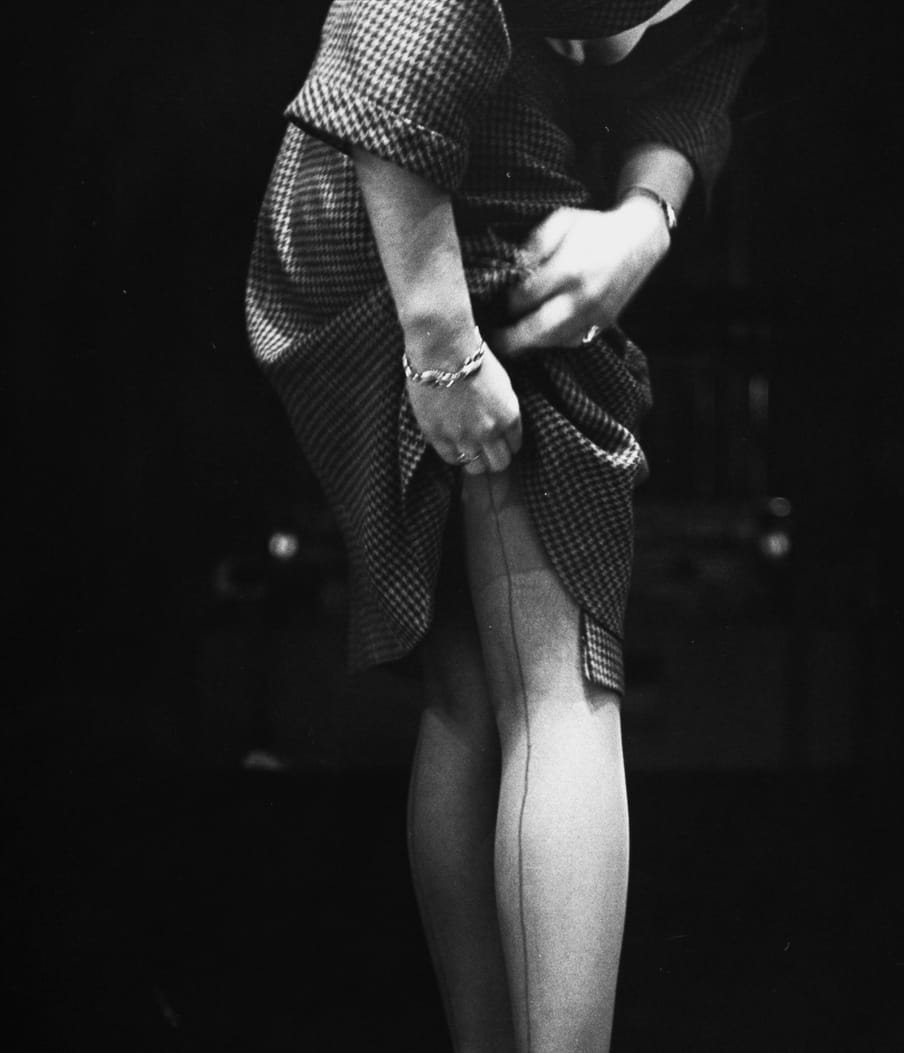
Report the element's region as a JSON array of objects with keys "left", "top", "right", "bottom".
[{"left": 408, "top": 467, "right": 630, "bottom": 1053}]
